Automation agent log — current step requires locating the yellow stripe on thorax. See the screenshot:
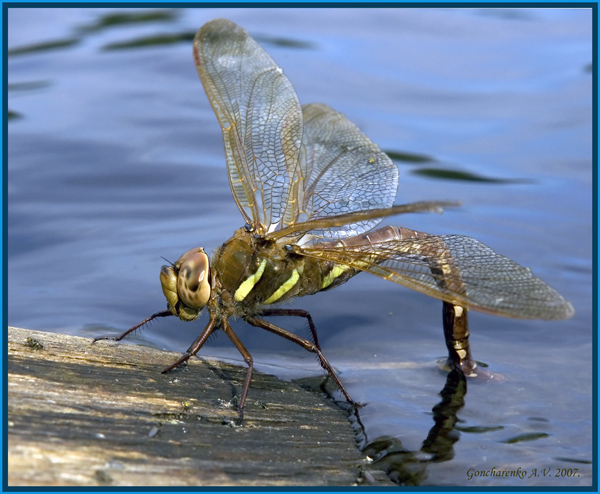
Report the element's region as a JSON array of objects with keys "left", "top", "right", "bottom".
[
  {"left": 322, "top": 264, "right": 350, "bottom": 289},
  {"left": 264, "top": 266, "right": 303, "bottom": 304},
  {"left": 234, "top": 258, "right": 267, "bottom": 302}
]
